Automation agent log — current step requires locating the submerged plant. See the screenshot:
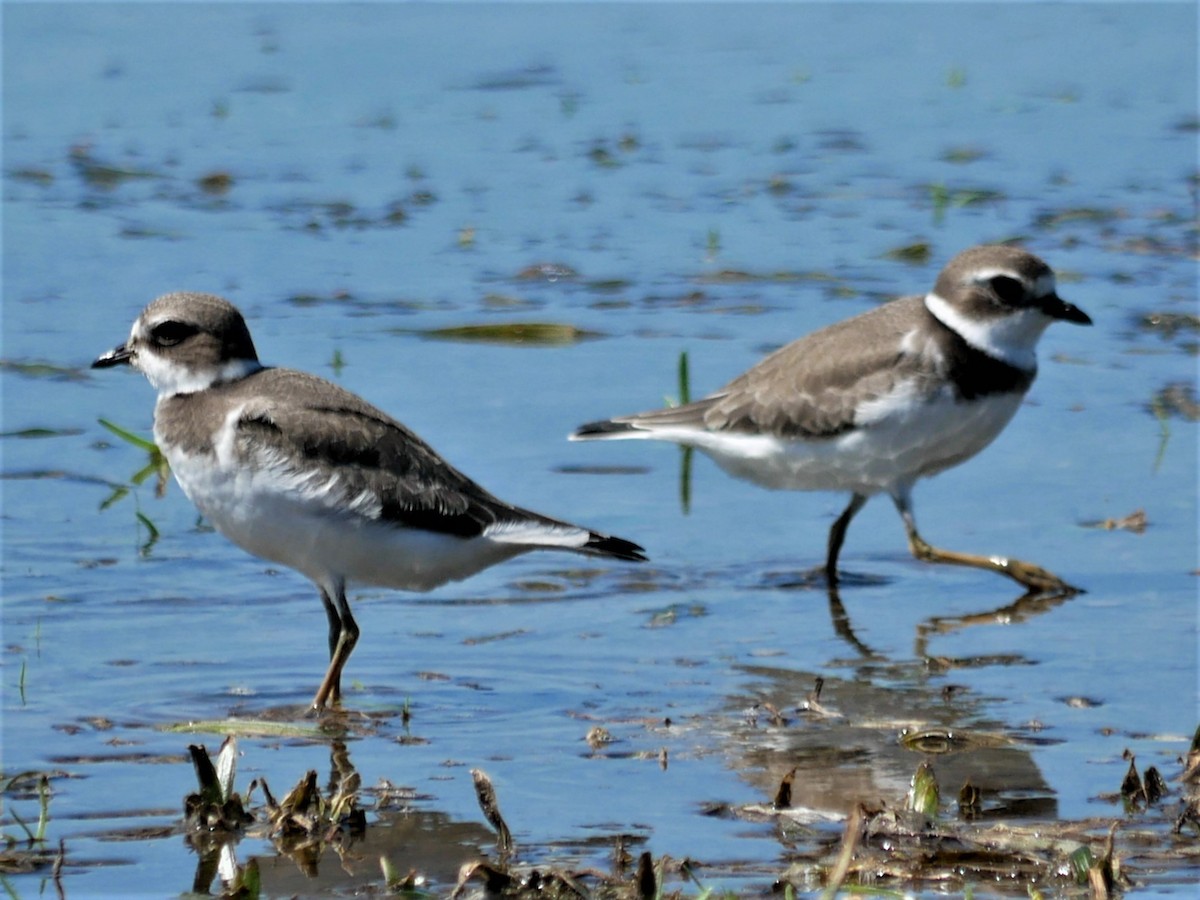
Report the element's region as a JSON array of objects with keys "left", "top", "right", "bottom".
[
  {"left": 96, "top": 418, "right": 170, "bottom": 554},
  {"left": 0, "top": 772, "right": 58, "bottom": 881},
  {"left": 676, "top": 351, "right": 694, "bottom": 514}
]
